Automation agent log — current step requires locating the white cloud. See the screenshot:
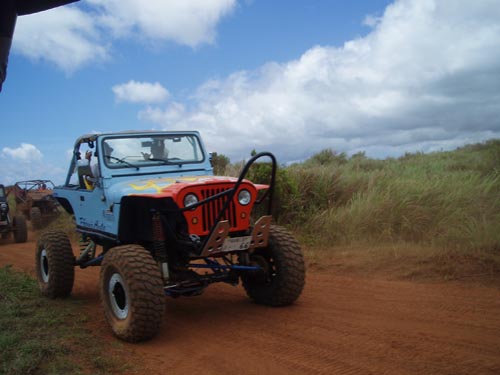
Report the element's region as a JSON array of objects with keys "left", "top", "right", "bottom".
[
  {"left": 138, "top": 0, "right": 500, "bottom": 161},
  {"left": 88, "top": 0, "right": 236, "bottom": 47},
  {"left": 363, "top": 14, "right": 382, "bottom": 28},
  {"left": 113, "top": 81, "right": 170, "bottom": 103},
  {"left": 0, "top": 144, "right": 67, "bottom": 185},
  {"left": 2, "top": 143, "right": 43, "bottom": 162},
  {"left": 13, "top": 6, "right": 108, "bottom": 73},
  {"left": 12, "top": 0, "right": 236, "bottom": 71}
]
